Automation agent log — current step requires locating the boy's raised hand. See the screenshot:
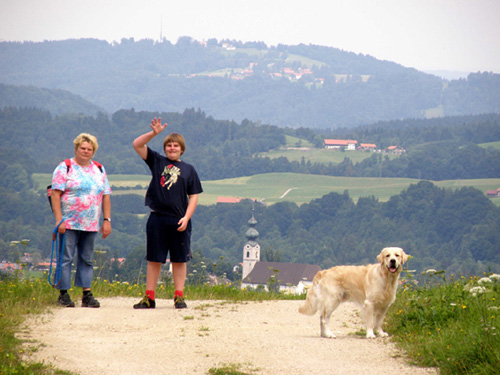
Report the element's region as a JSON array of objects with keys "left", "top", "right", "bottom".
[{"left": 150, "top": 117, "right": 167, "bottom": 135}]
